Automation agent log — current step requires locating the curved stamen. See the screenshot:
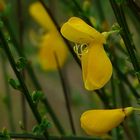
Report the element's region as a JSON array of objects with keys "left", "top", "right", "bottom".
[{"left": 74, "top": 43, "right": 88, "bottom": 58}]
